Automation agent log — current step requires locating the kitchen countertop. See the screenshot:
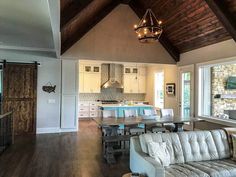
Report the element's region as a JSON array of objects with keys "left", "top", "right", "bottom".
[{"left": 98, "top": 104, "right": 153, "bottom": 108}]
